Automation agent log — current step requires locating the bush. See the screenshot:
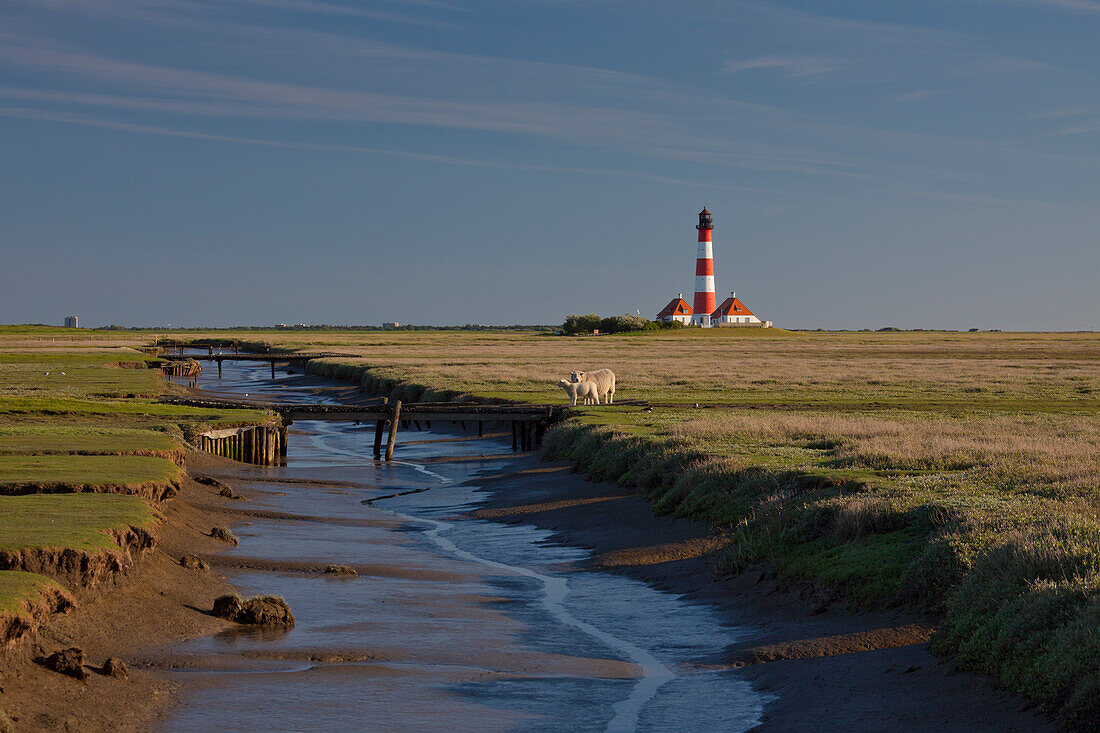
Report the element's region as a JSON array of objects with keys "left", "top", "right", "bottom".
[
  {"left": 561, "top": 313, "right": 673, "bottom": 335},
  {"left": 562, "top": 314, "right": 601, "bottom": 335}
]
